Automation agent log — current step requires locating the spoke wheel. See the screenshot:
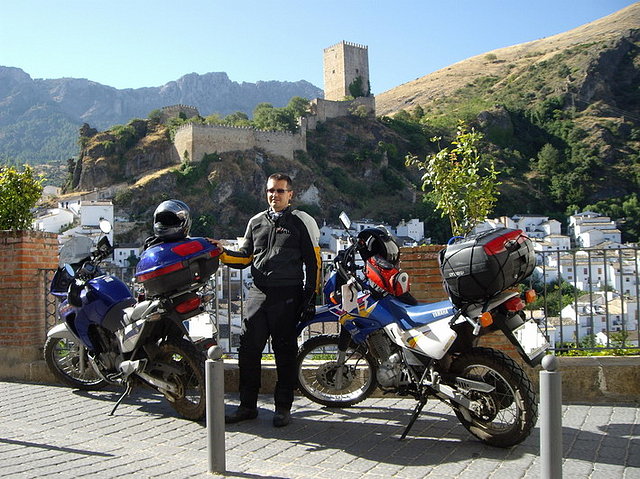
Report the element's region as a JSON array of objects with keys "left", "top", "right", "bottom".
[
  {"left": 297, "top": 334, "right": 378, "bottom": 407},
  {"left": 44, "top": 336, "right": 108, "bottom": 390},
  {"left": 450, "top": 347, "right": 537, "bottom": 447},
  {"left": 152, "top": 339, "right": 206, "bottom": 421}
]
